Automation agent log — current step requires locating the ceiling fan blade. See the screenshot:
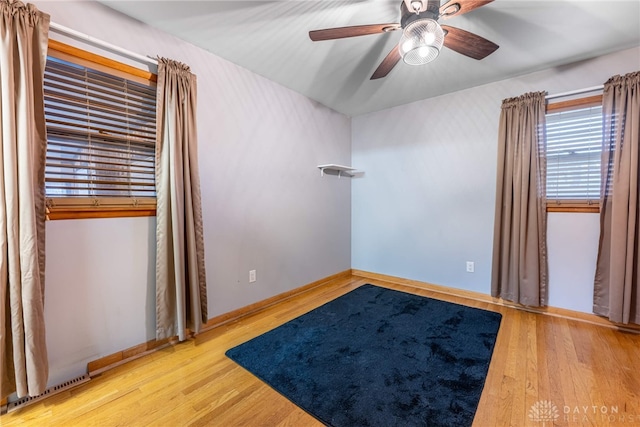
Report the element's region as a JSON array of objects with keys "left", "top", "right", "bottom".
[
  {"left": 370, "top": 45, "right": 401, "bottom": 80},
  {"left": 309, "top": 23, "right": 400, "bottom": 41},
  {"left": 439, "top": 0, "right": 494, "bottom": 20},
  {"left": 441, "top": 25, "right": 498, "bottom": 60}
]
